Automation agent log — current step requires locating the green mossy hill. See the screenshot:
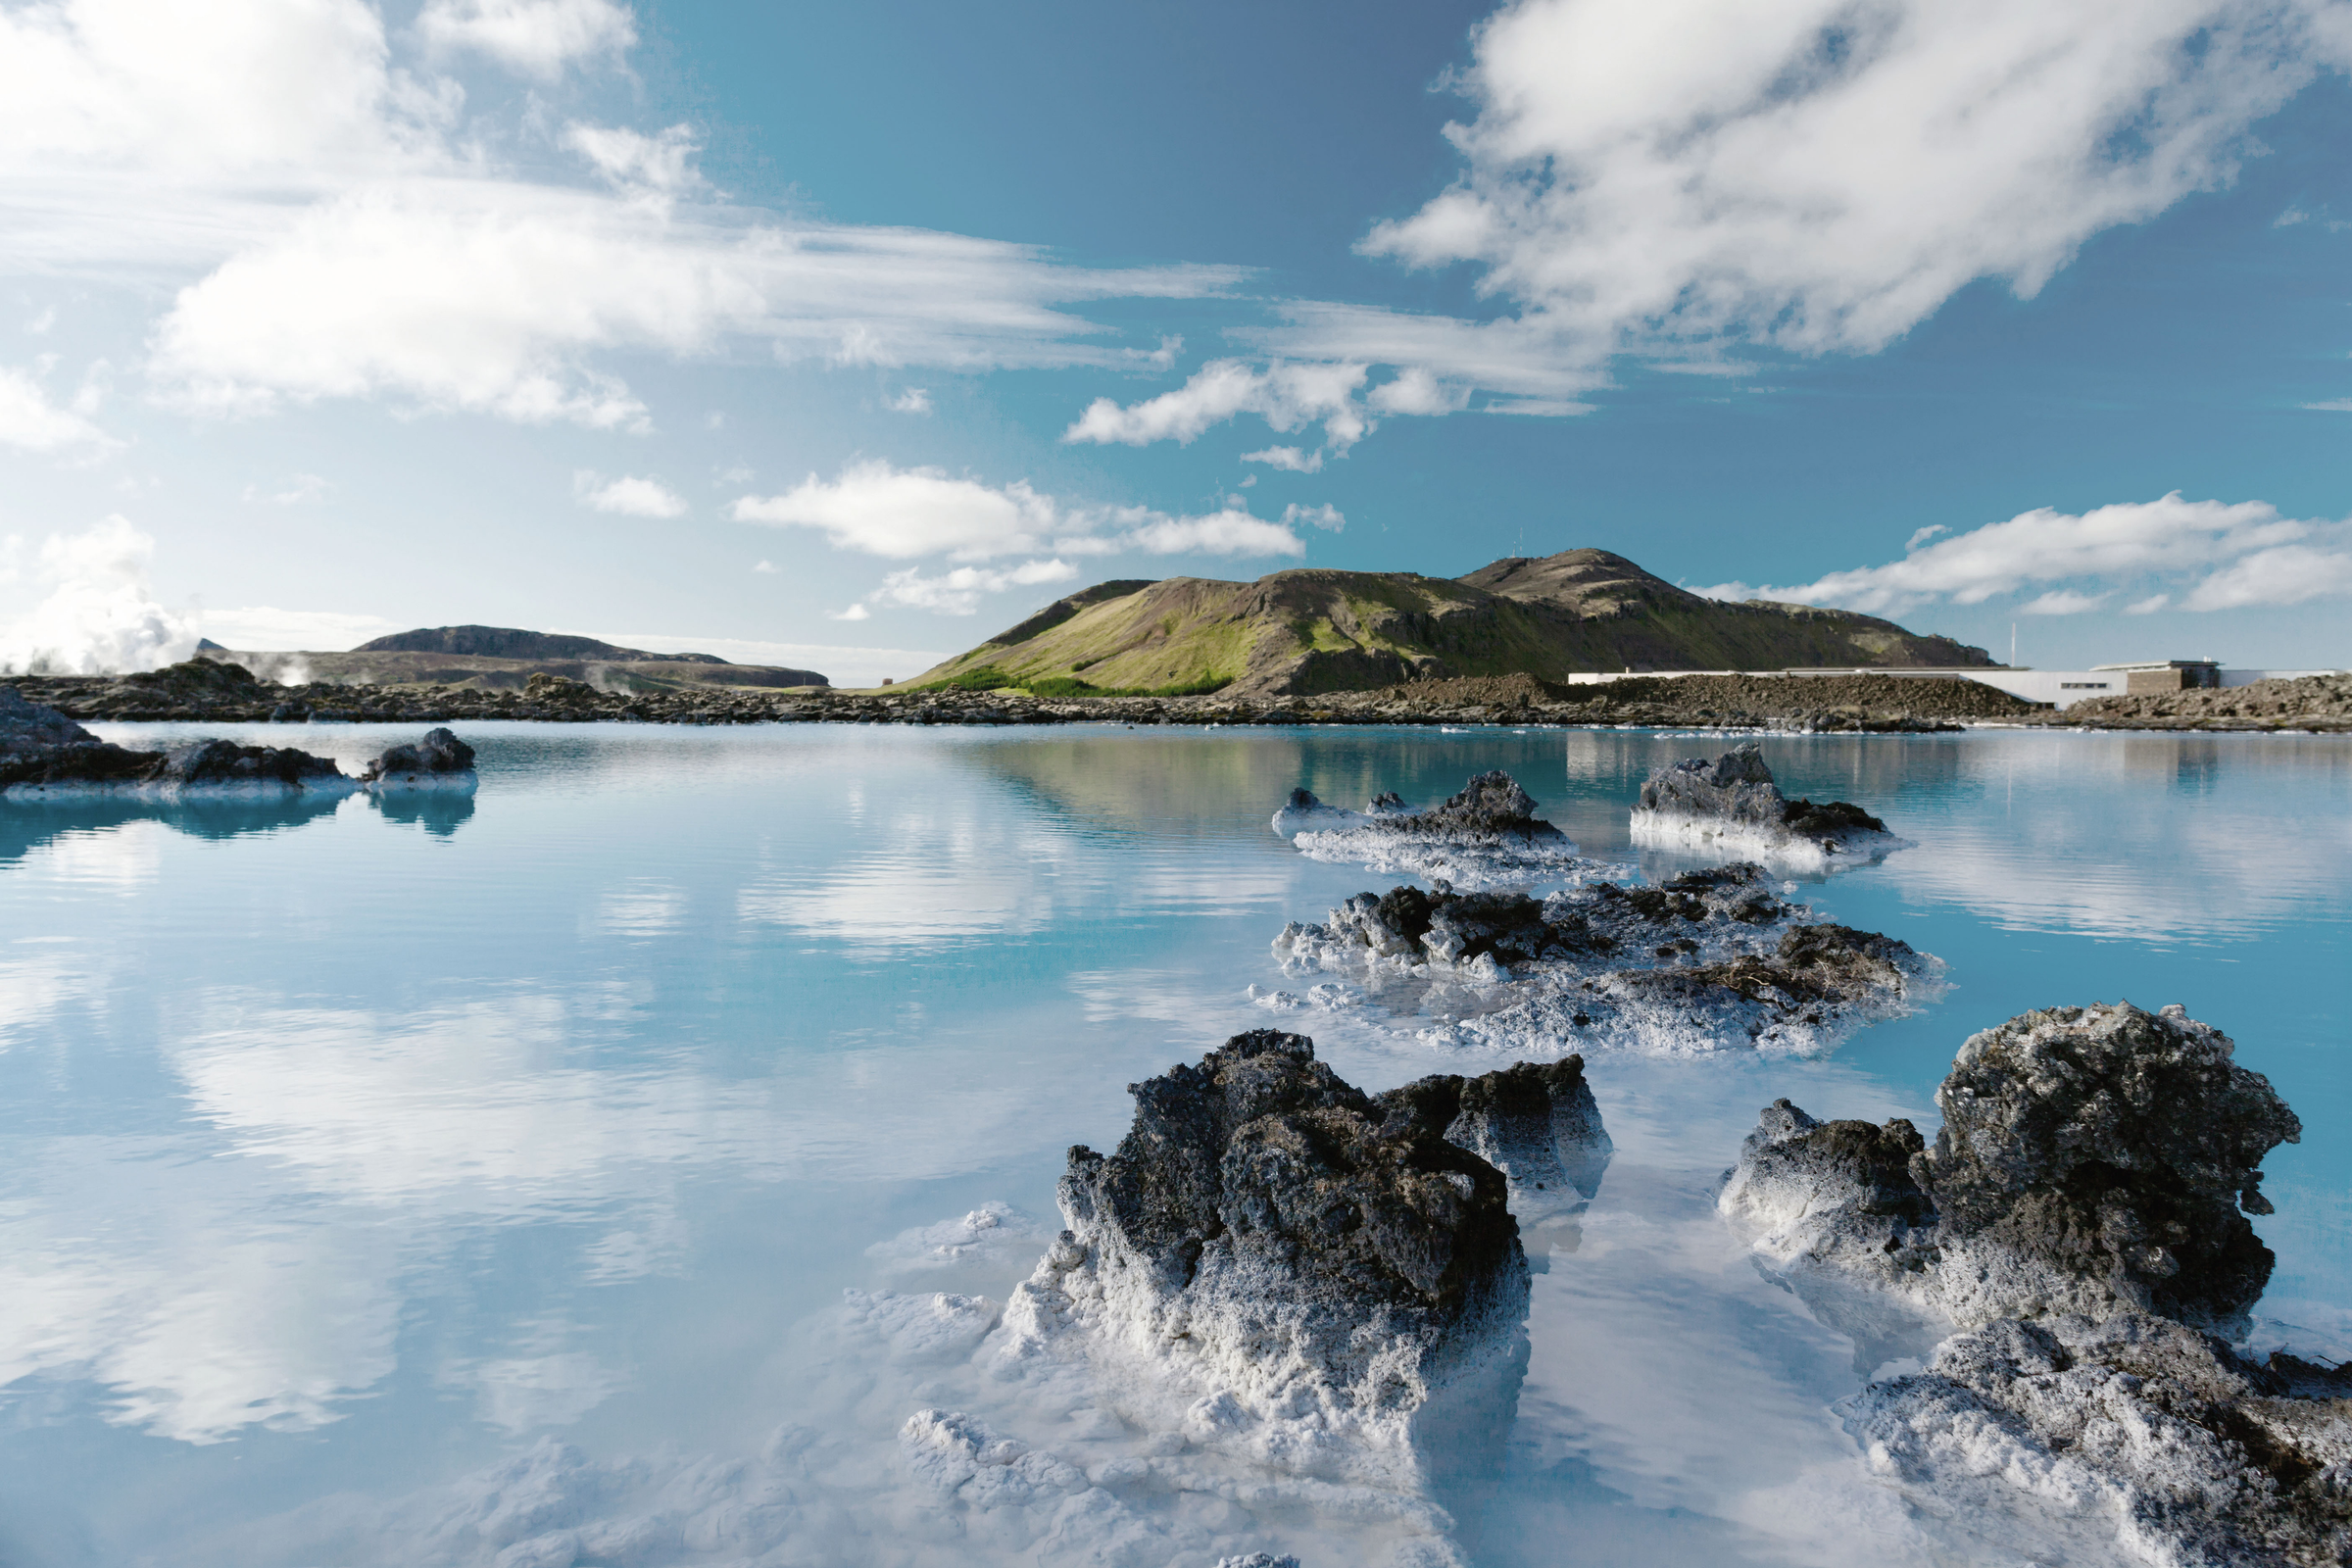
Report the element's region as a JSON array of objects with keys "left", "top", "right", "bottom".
[{"left": 908, "top": 549, "right": 1993, "bottom": 699}]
